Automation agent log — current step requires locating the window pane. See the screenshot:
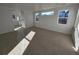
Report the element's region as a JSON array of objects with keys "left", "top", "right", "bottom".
[
  {"left": 59, "top": 11, "right": 65, "bottom": 17},
  {"left": 58, "top": 18, "right": 67, "bottom": 24},
  {"left": 59, "top": 10, "right": 69, "bottom": 17},
  {"left": 65, "top": 10, "right": 69, "bottom": 17},
  {"left": 35, "top": 13, "right": 39, "bottom": 16},
  {"left": 35, "top": 13, "right": 39, "bottom": 21},
  {"left": 36, "top": 17, "right": 39, "bottom": 21},
  {"left": 41, "top": 11, "right": 54, "bottom": 16}
]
